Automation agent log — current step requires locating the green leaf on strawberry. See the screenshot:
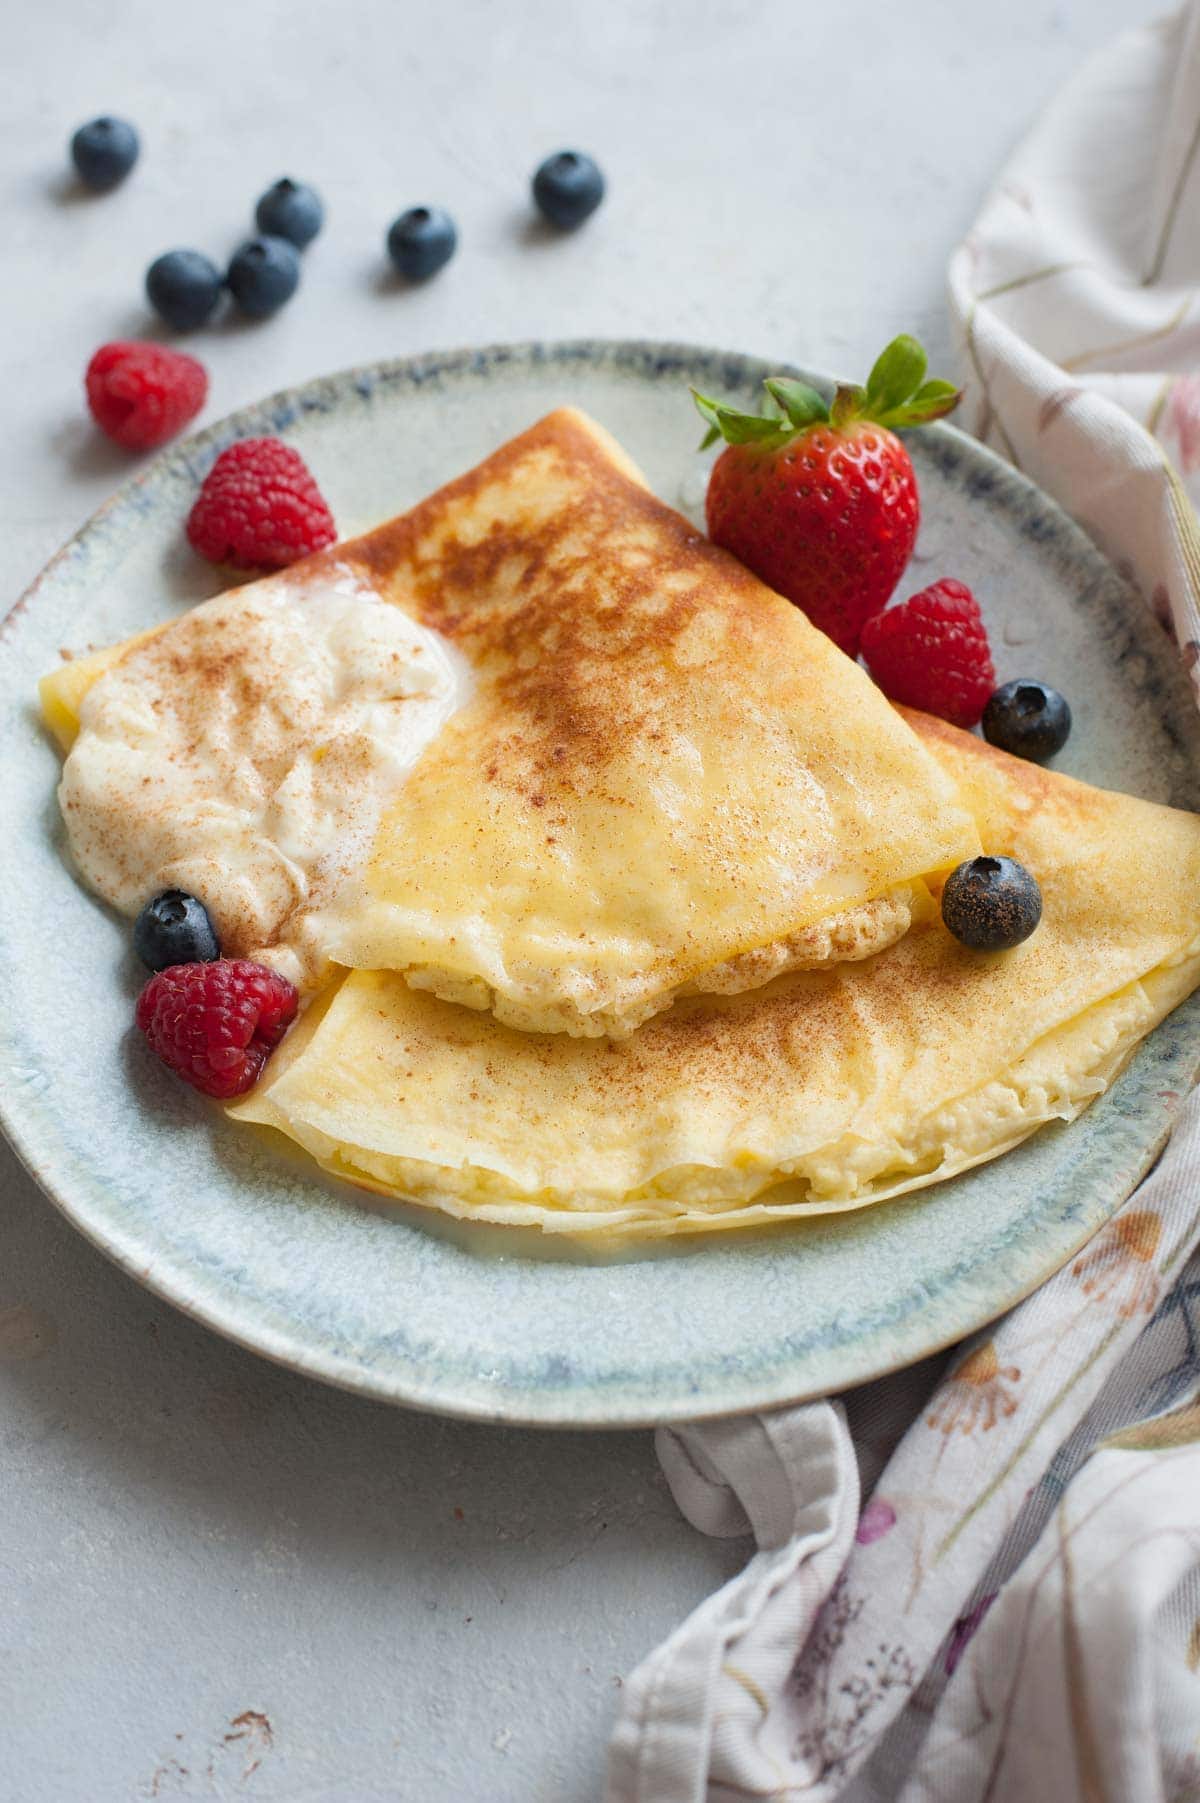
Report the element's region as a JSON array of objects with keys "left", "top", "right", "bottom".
[
  {"left": 692, "top": 335, "right": 961, "bottom": 450},
  {"left": 865, "top": 334, "right": 927, "bottom": 416},
  {"left": 692, "top": 390, "right": 790, "bottom": 451},
  {"left": 880, "top": 378, "right": 962, "bottom": 428},
  {"left": 762, "top": 377, "right": 828, "bottom": 428},
  {"left": 830, "top": 383, "right": 868, "bottom": 429}
]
